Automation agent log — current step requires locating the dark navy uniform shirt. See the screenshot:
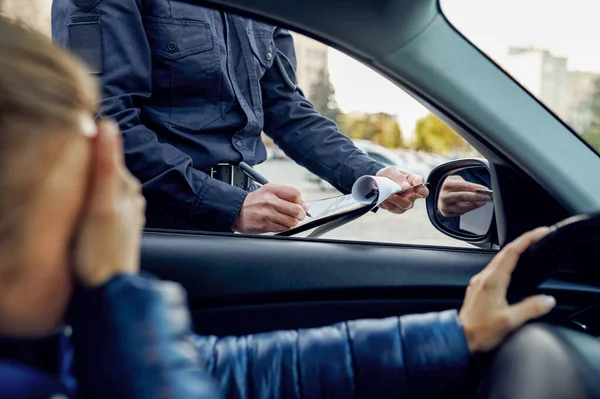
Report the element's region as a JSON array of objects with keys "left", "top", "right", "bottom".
[{"left": 52, "top": 0, "right": 384, "bottom": 232}]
